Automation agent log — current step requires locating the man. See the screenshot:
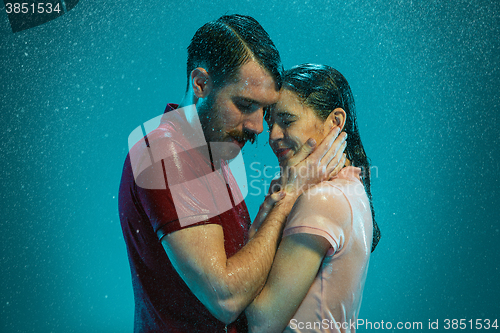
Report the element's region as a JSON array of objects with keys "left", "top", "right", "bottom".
[{"left": 119, "top": 14, "right": 345, "bottom": 332}]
